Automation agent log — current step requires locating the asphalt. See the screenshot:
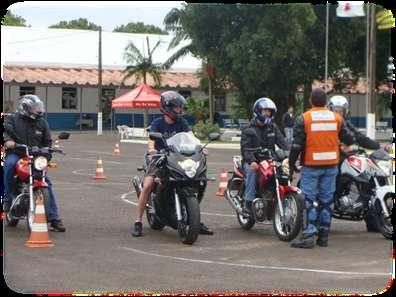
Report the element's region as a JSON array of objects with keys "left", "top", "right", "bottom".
[{"left": 2, "top": 132, "right": 393, "bottom": 294}]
